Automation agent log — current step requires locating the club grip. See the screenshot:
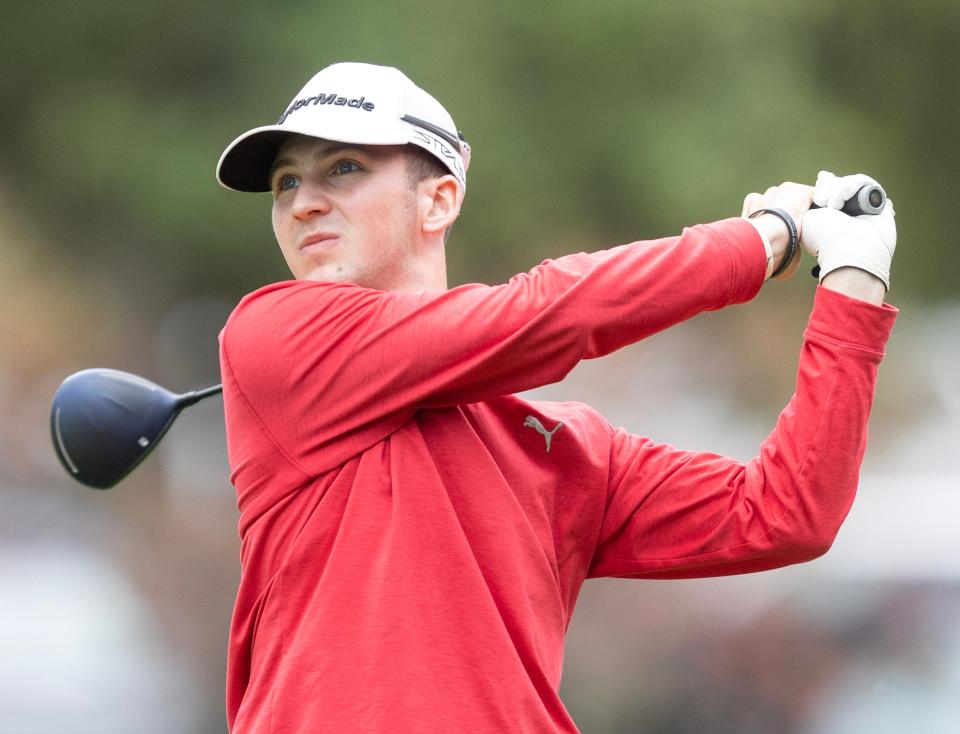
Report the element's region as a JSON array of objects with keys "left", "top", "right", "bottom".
[{"left": 810, "top": 183, "right": 886, "bottom": 216}]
